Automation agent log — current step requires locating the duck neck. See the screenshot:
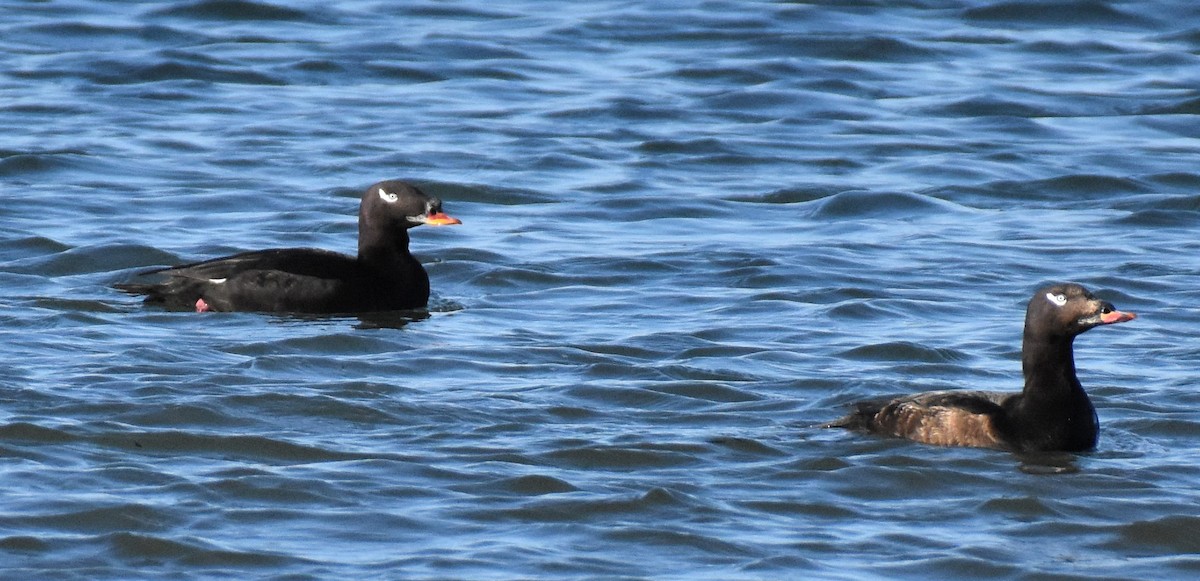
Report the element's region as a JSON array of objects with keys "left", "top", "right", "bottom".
[
  {"left": 1015, "top": 331, "right": 1097, "bottom": 451},
  {"left": 1021, "top": 333, "right": 1081, "bottom": 399},
  {"left": 358, "top": 223, "right": 416, "bottom": 271},
  {"left": 358, "top": 224, "right": 430, "bottom": 309}
]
